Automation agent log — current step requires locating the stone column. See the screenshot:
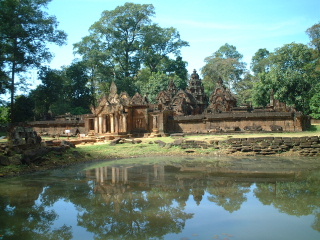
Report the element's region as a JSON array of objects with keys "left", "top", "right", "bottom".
[
  {"left": 110, "top": 114, "right": 114, "bottom": 133},
  {"left": 98, "top": 116, "right": 103, "bottom": 134},
  {"left": 122, "top": 114, "right": 127, "bottom": 133},
  {"left": 102, "top": 115, "right": 107, "bottom": 133},
  {"left": 94, "top": 117, "right": 99, "bottom": 134},
  {"left": 114, "top": 113, "right": 119, "bottom": 133},
  {"left": 152, "top": 114, "right": 159, "bottom": 133}
]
